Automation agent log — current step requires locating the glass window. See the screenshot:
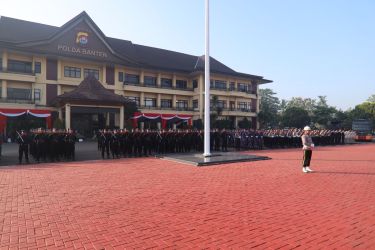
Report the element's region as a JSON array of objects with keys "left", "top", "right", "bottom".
[
  {"left": 118, "top": 72, "right": 124, "bottom": 82},
  {"left": 229, "top": 82, "right": 235, "bottom": 91},
  {"left": 210, "top": 80, "right": 214, "bottom": 88},
  {"left": 34, "top": 62, "right": 41, "bottom": 74},
  {"left": 238, "top": 83, "right": 248, "bottom": 92},
  {"left": 193, "top": 80, "right": 198, "bottom": 89},
  {"left": 176, "top": 80, "right": 187, "bottom": 89},
  {"left": 161, "top": 78, "right": 172, "bottom": 88},
  {"left": 124, "top": 74, "right": 139, "bottom": 84},
  {"left": 34, "top": 89, "right": 41, "bottom": 101},
  {"left": 144, "top": 98, "right": 156, "bottom": 107},
  {"left": 64, "top": 66, "right": 81, "bottom": 78},
  {"left": 84, "top": 68, "right": 99, "bottom": 79},
  {"left": 214, "top": 80, "right": 227, "bottom": 90},
  {"left": 7, "top": 88, "right": 32, "bottom": 100},
  {"left": 161, "top": 99, "right": 172, "bottom": 108},
  {"left": 176, "top": 100, "right": 188, "bottom": 108},
  {"left": 193, "top": 100, "right": 198, "bottom": 109},
  {"left": 8, "top": 60, "right": 32, "bottom": 73},
  {"left": 144, "top": 76, "right": 157, "bottom": 86},
  {"left": 126, "top": 96, "right": 140, "bottom": 106},
  {"left": 238, "top": 102, "right": 248, "bottom": 110}
]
